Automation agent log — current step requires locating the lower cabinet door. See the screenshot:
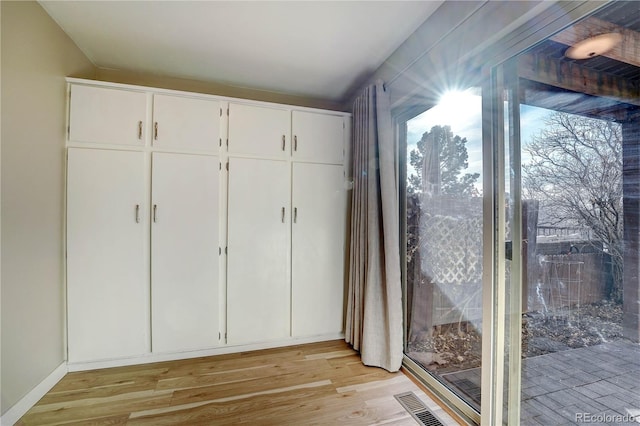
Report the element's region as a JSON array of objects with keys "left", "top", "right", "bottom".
[
  {"left": 227, "top": 157, "right": 290, "bottom": 345},
  {"left": 151, "top": 153, "right": 219, "bottom": 352},
  {"left": 67, "top": 148, "right": 149, "bottom": 363},
  {"left": 291, "top": 163, "right": 346, "bottom": 336}
]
